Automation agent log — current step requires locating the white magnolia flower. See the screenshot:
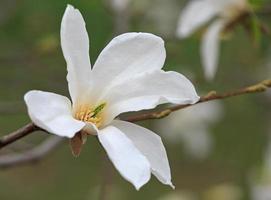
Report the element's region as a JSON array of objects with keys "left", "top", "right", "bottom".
[
  {"left": 158, "top": 191, "right": 196, "bottom": 200},
  {"left": 252, "top": 185, "right": 271, "bottom": 200},
  {"left": 24, "top": 5, "right": 199, "bottom": 189},
  {"left": 177, "top": 0, "right": 249, "bottom": 80},
  {"left": 156, "top": 101, "right": 223, "bottom": 159},
  {"left": 109, "top": 0, "right": 130, "bottom": 12},
  {"left": 145, "top": 0, "right": 181, "bottom": 37},
  {"left": 204, "top": 183, "right": 242, "bottom": 200}
]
